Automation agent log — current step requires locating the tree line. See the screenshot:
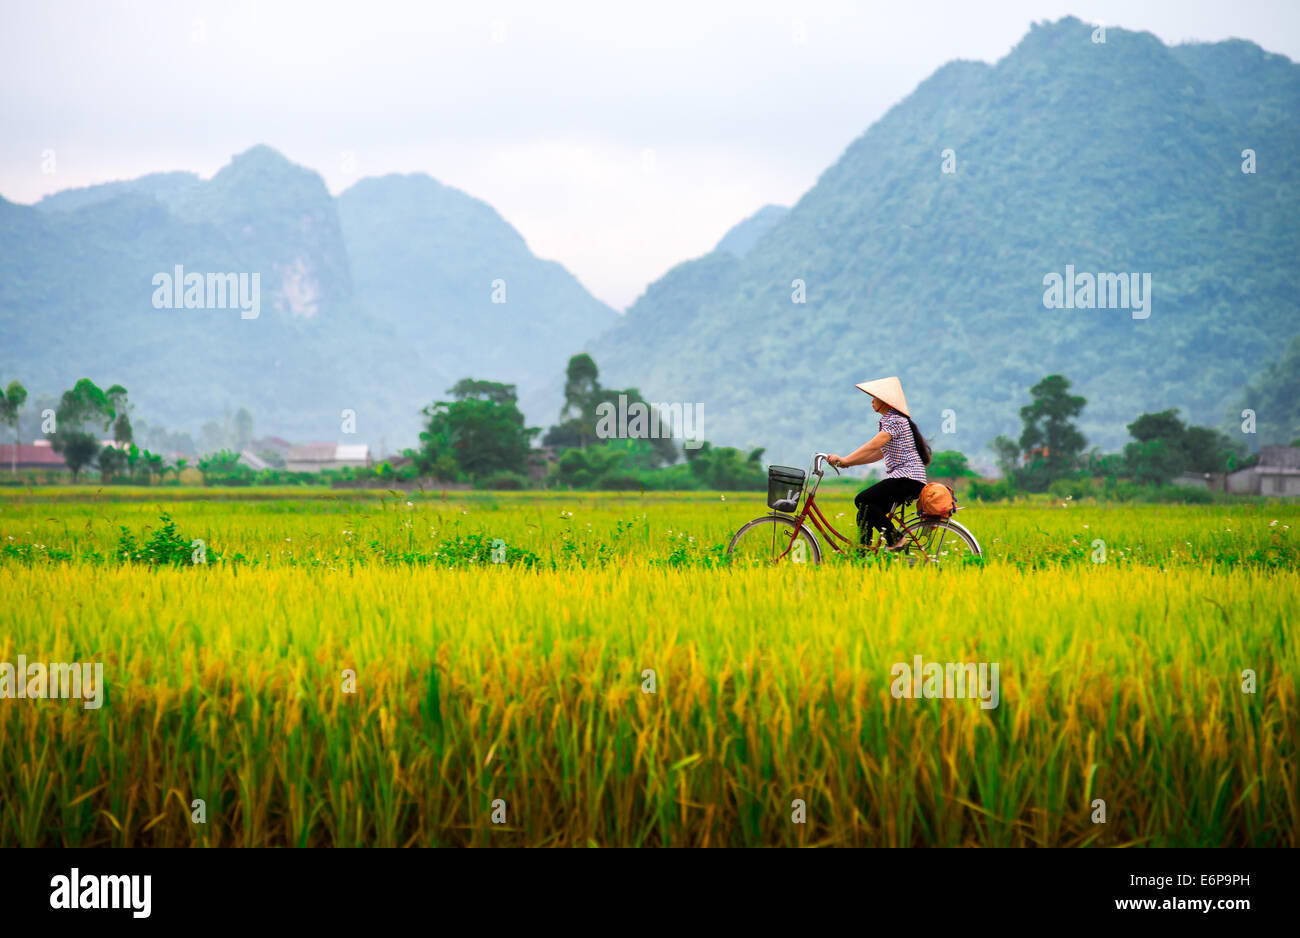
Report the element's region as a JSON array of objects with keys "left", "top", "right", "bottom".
[
  {"left": 976, "top": 374, "right": 1254, "bottom": 501},
  {"left": 401, "top": 354, "right": 772, "bottom": 490},
  {"left": 2, "top": 365, "right": 1277, "bottom": 494},
  {"left": 0, "top": 373, "right": 288, "bottom": 484}
]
